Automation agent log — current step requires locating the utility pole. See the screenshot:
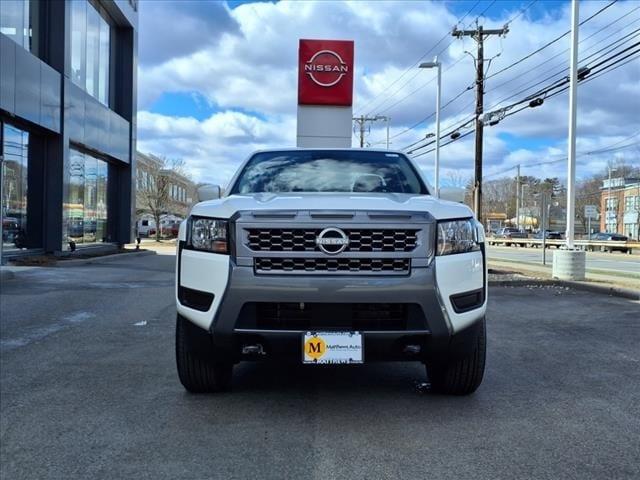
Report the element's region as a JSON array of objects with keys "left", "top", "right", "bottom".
[
  {"left": 453, "top": 24, "right": 509, "bottom": 224},
  {"left": 375, "top": 115, "right": 391, "bottom": 150},
  {"left": 353, "top": 115, "right": 383, "bottom": 148},
  {"left": 515, "top": 164, "right": 520, "bottom": 230},
  {"left": 541, "top": 193, "right": 547, "bottom": 265},
  {"left": 385, "top": 117, "right": 390, "bottom": 150}
]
